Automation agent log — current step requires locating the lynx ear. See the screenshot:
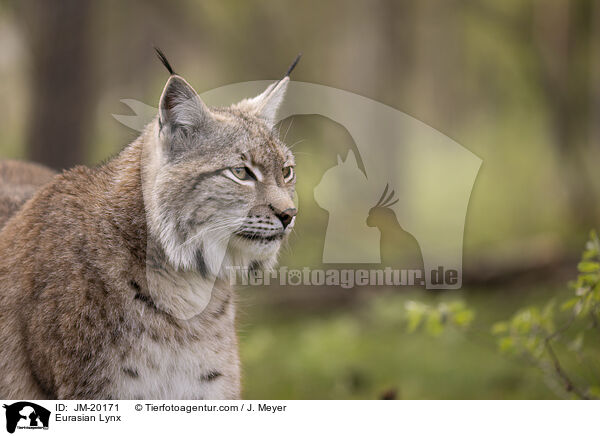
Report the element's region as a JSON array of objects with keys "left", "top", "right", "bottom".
[
  {"left": 234, "top": 54, "right": 301, "bottom": 129},
  {"left": 235, "top": 77, "right": 289, "bottom": 129},
  {"left": 158, "top": 75, "right": 212, "bottom": 131}
]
